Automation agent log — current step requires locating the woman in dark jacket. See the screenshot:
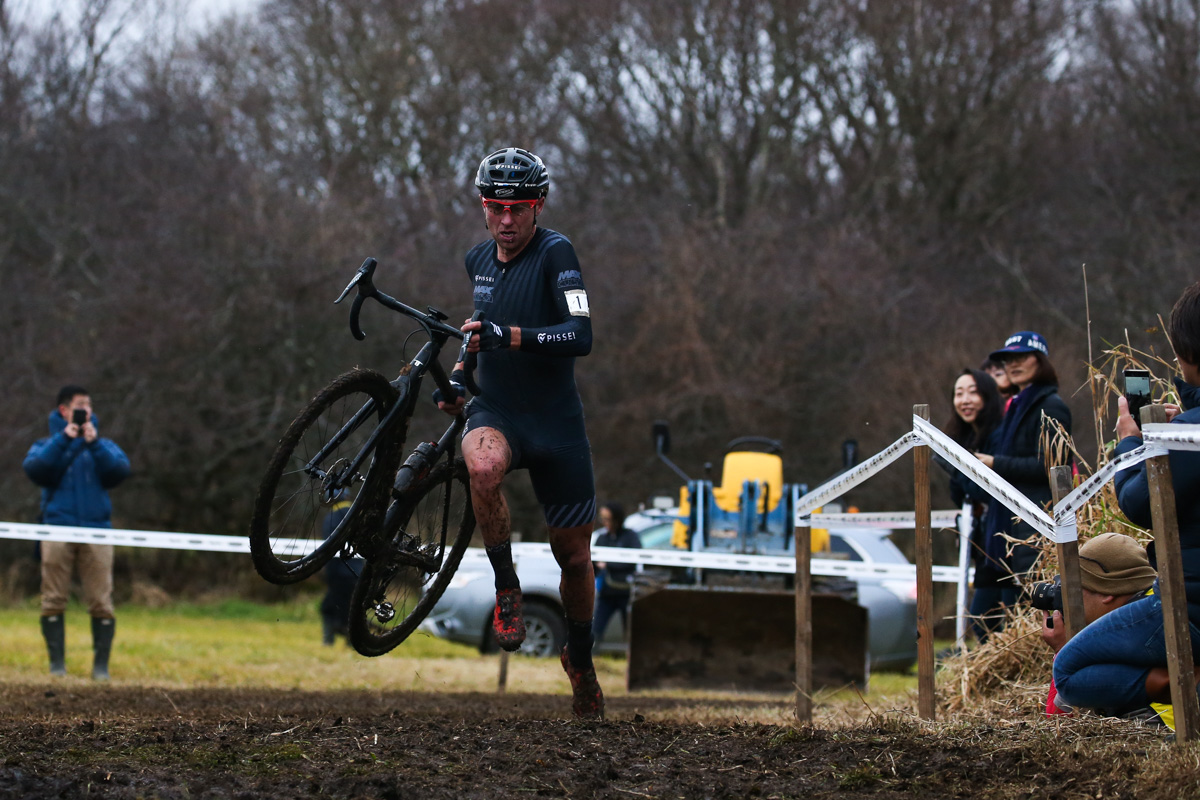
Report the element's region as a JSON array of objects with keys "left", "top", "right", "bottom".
[
  {"left": 941, "top": 368, "right": 1004, "bottom": 506},
  {"left": 969, "top": 331, "right": 1072, "bottom": 640},
  {"left": 592, "top": 503, "right": 642, "bottom": 643},
  {"left": 937, "top": 369, "right": 1005, "bottom": 586}
]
